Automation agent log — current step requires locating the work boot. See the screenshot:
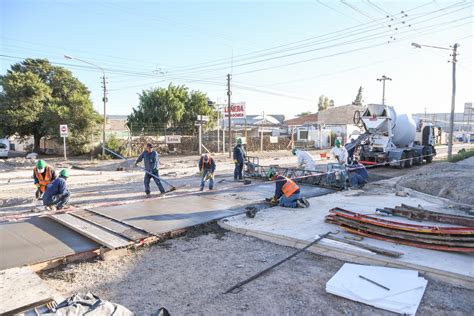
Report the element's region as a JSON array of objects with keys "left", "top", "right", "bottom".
[
  {"left": 301, "top": 197, "right": 310, "bottom": 208},
  {"left": 199, "top": 186, "right": 204, "bottom": 191},
  {"left": 145, "top": 193, "right": 152, "bottom": 199},
  {"left": 45, "top": 205, "right": 57, "bottom": 211},
  {"left": 296, "top": 200, "right": 306, "bottom": 208}
]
